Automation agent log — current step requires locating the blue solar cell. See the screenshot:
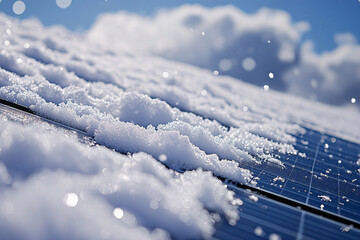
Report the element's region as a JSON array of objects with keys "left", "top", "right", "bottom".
[
  {"left": 214, "top": 185, "right": 360, "bottom": 240},
  {"left": 238, "top": 127, "right": 360, "bottom": 224},
  {"left": 302, "top": 214, "right": 356, "bottom": 240}
]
